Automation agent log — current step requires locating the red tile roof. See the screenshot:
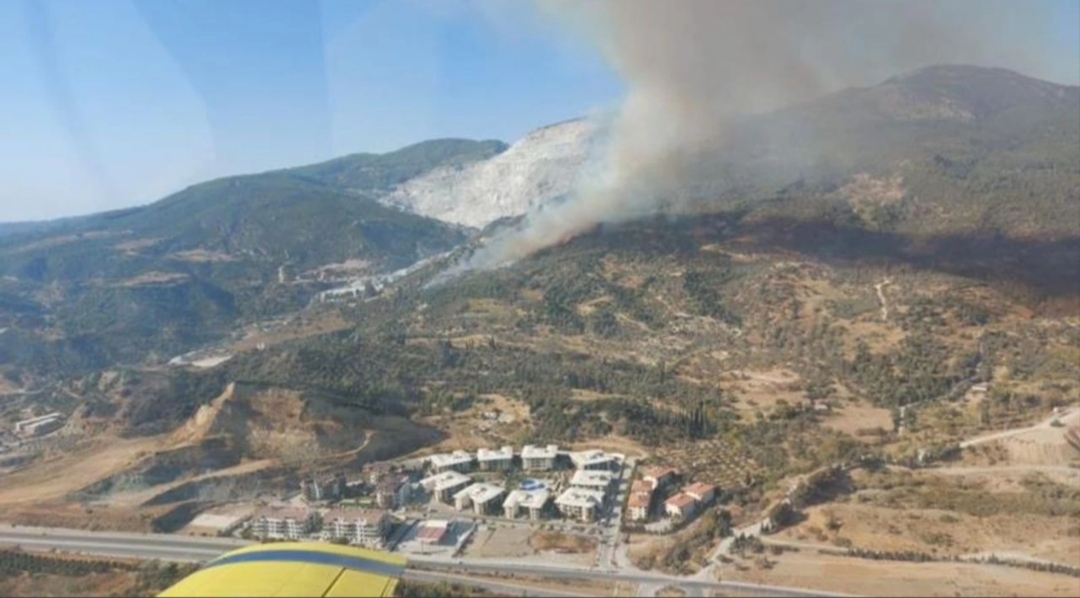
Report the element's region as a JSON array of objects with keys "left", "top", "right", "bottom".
[
  {"left": 628, "top": 493, "right": 651, "bottom": 508},
  {"left": 665, "top": 493, "right": 696, "bottom": 509},
  {"left": 685, "top": 482, "right": 715, "bottom": 496}
]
